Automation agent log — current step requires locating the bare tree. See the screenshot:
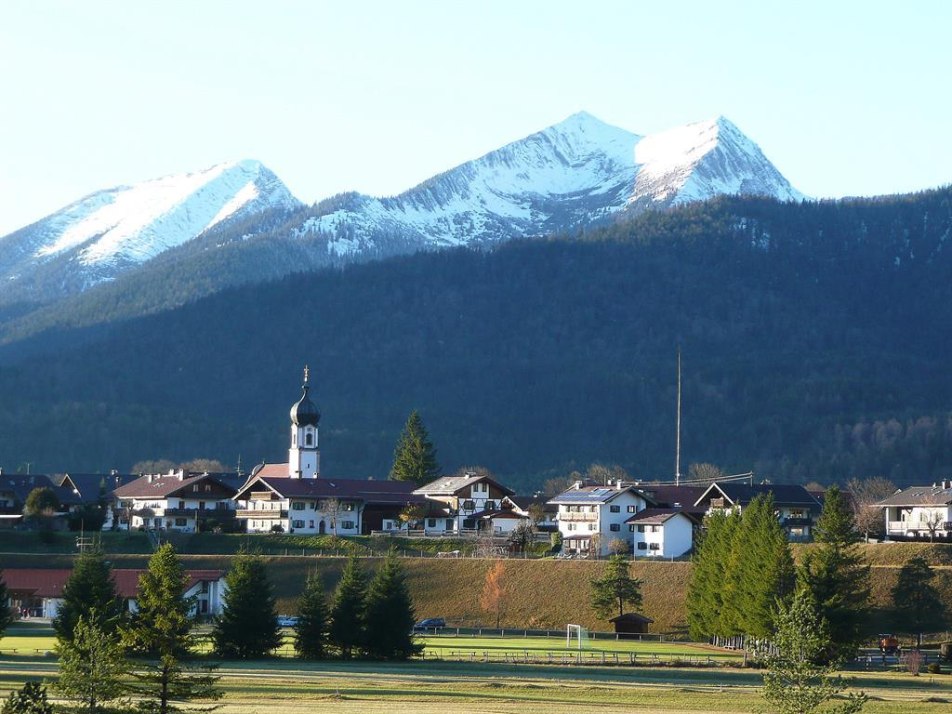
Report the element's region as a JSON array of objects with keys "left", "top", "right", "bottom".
[
  {"left": 397, "top": 503, "right": 426, "bottom": 531},
  {"left": 687, "top": 463, "right": 725, "bottom": 483},
  {"left": 846, "top": 476, "right": 896, "bottom": 541},
  {"left": 923, "top": 510, "right": 943, "bottom": 543},
  {"left": 526, "top": 502, "right": 547, "bottom": 527},
  {"left": 322, "top": 498, "right": 342, "bottom": 536}
]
